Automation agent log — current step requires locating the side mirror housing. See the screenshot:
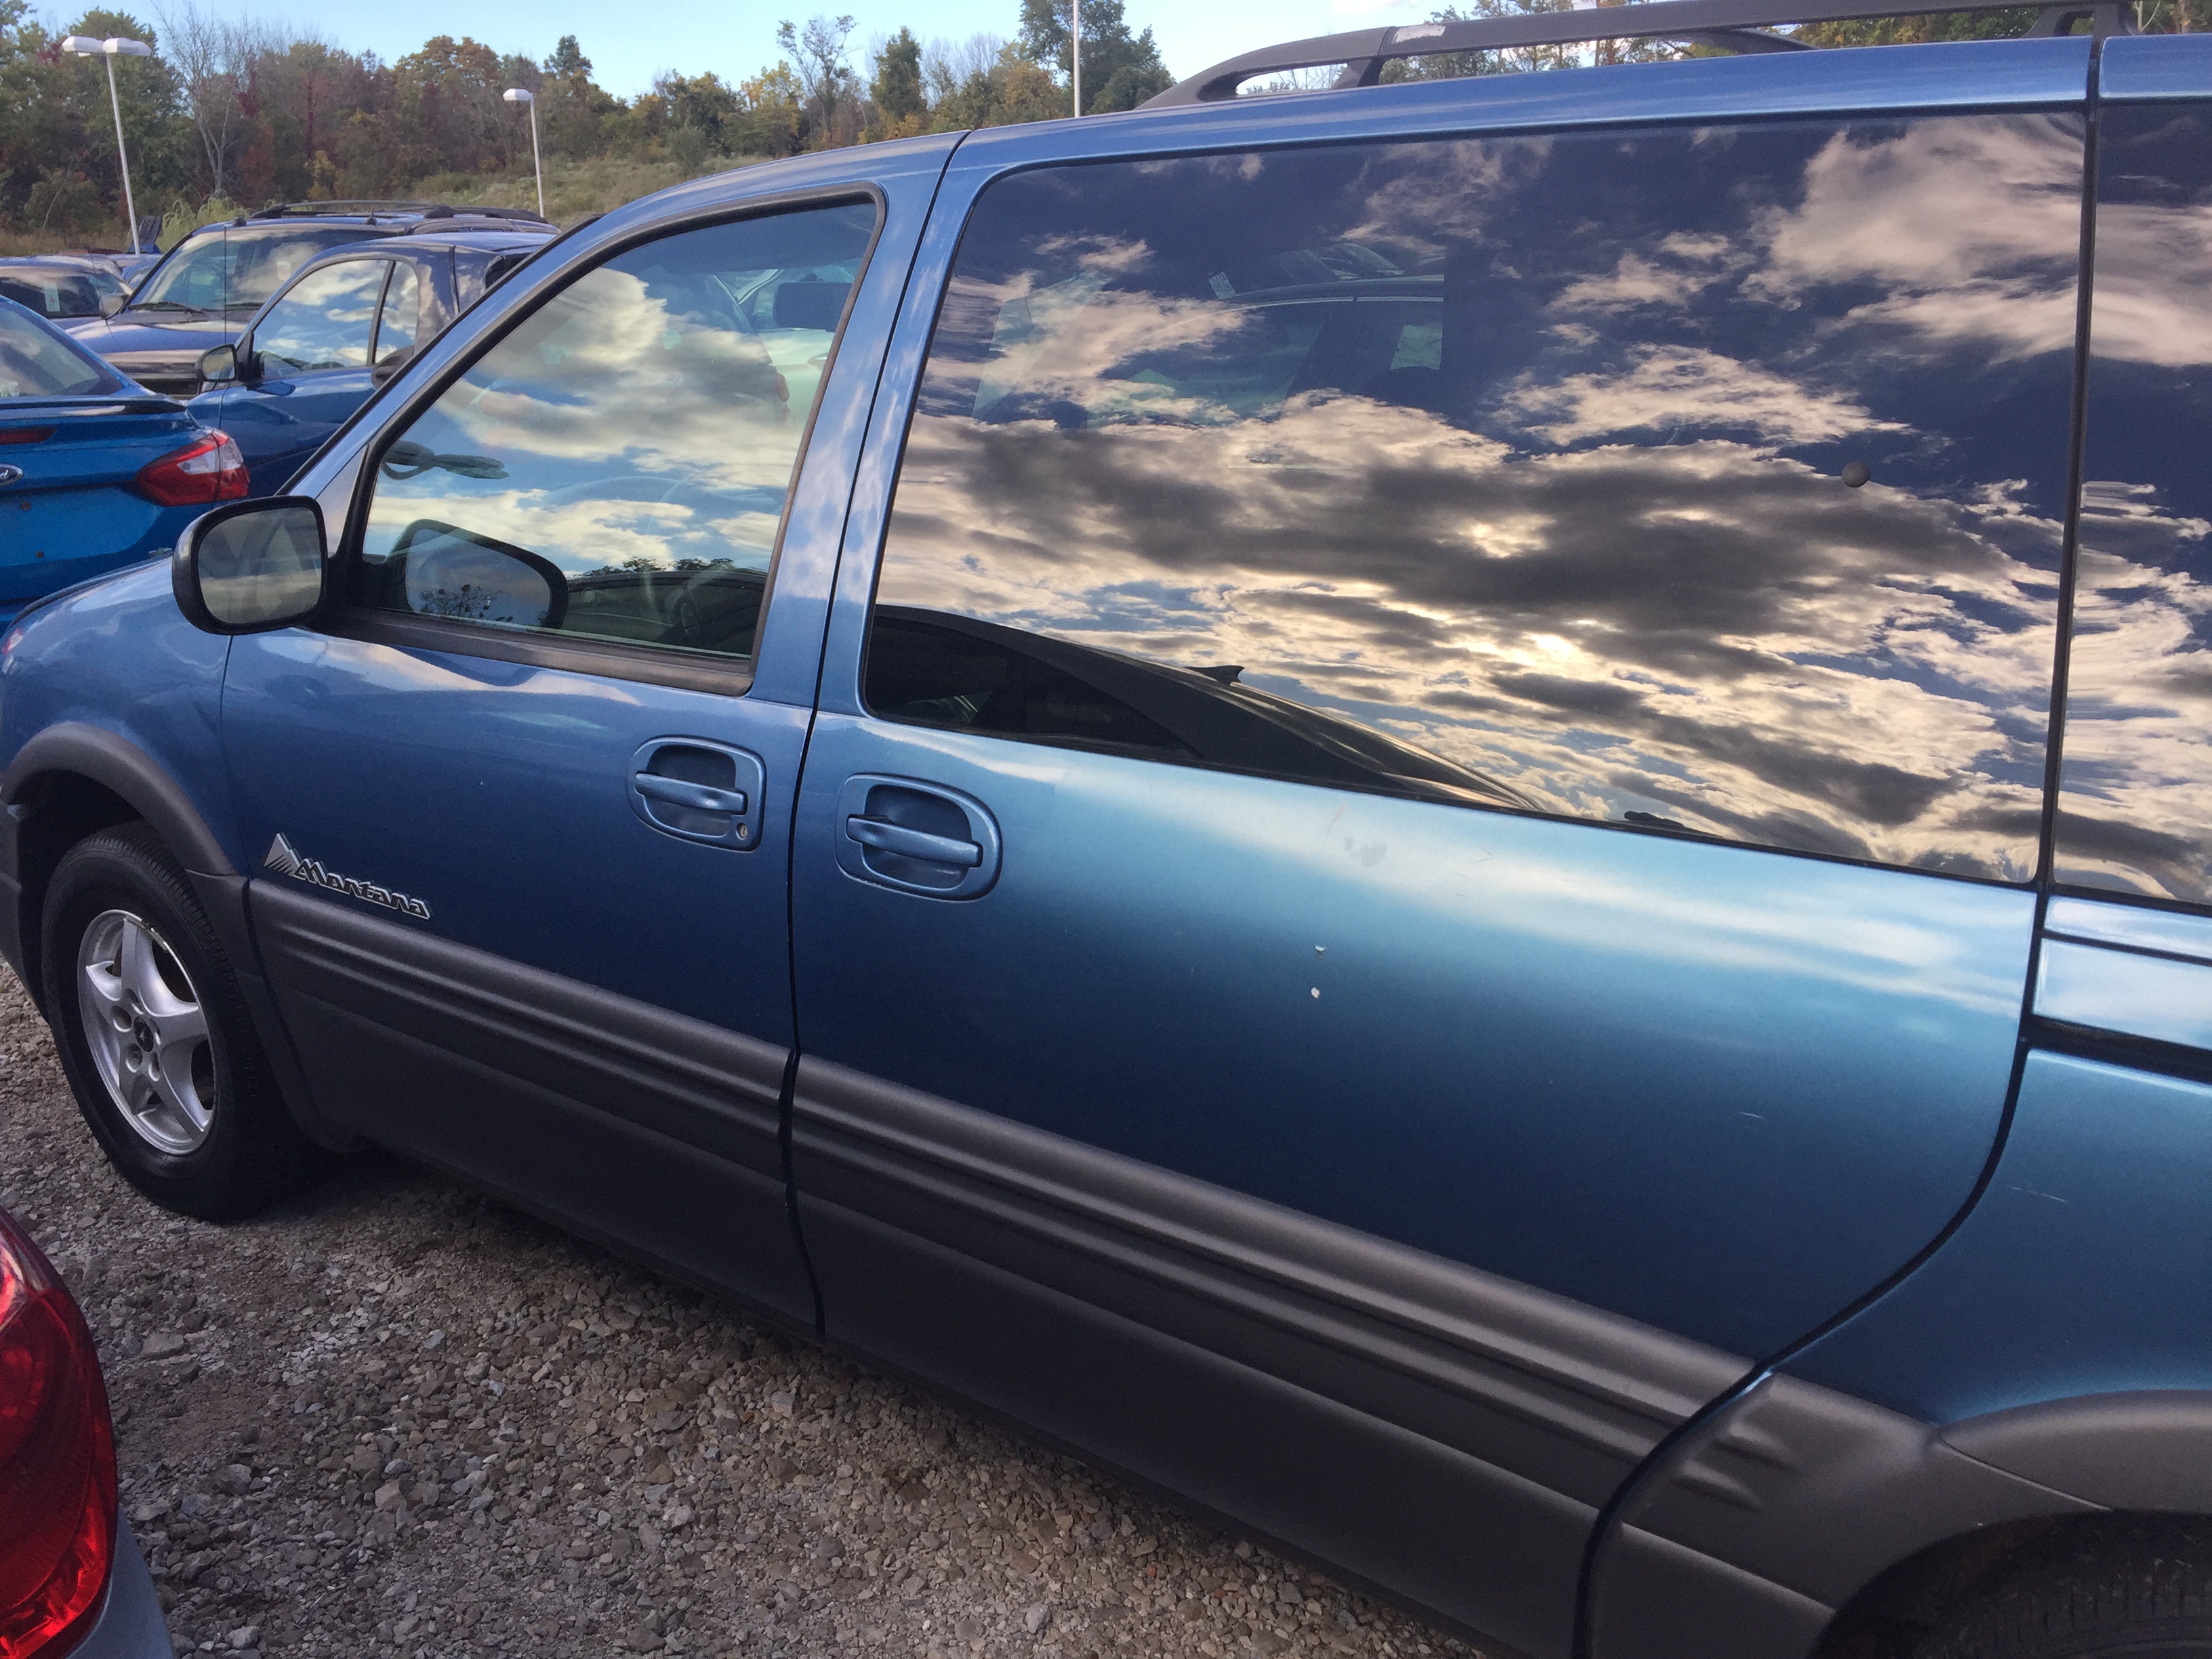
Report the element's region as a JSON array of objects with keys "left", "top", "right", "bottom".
[
  {"left": 98, "top": 291, "right": 124, "bottom": 319},
  {"left": 196, "top": 343, "right": 238, "bottom": 385},
  {"left": 369, "top": 346, "right": 415, "bottom": 388},
  {"left": 172, "top": 497, "right": 328, "bottom": 635}
]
